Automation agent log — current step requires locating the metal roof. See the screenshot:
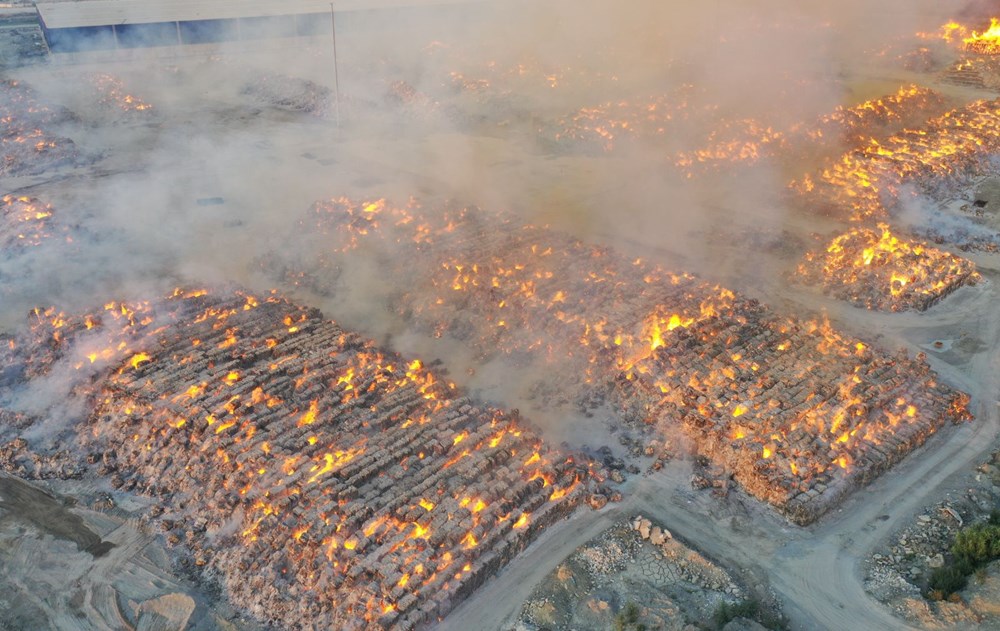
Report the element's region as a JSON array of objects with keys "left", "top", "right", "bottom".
[{"left": 35, "top": 0, "right": 483, "bottom": 29}]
